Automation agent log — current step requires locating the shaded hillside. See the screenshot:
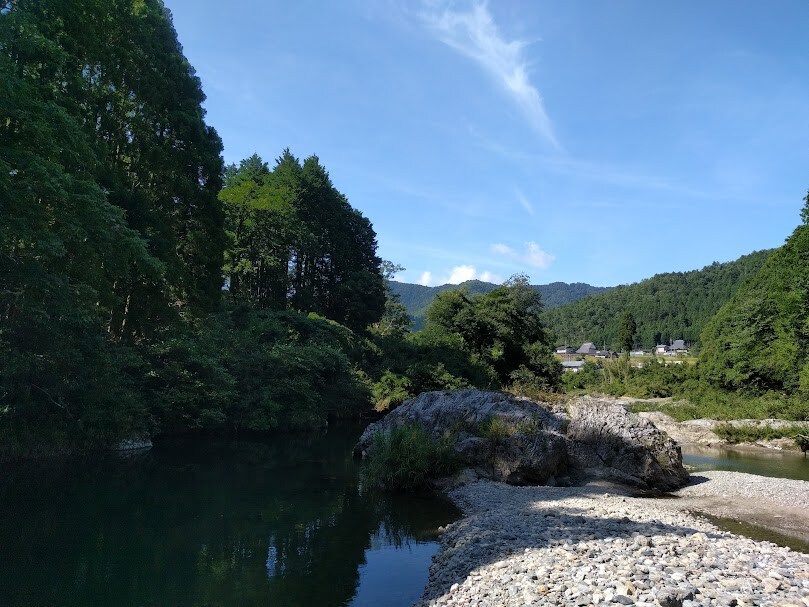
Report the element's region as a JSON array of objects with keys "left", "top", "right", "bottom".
[
  {"left": 389, "top": 280, "right": 609, "bottom": 328},
  {"left": 541, "top": 250, "right": 772, "bottom": 350},
  {"left": 700, "top": 226, "right": 809, "bottom": 396}
]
